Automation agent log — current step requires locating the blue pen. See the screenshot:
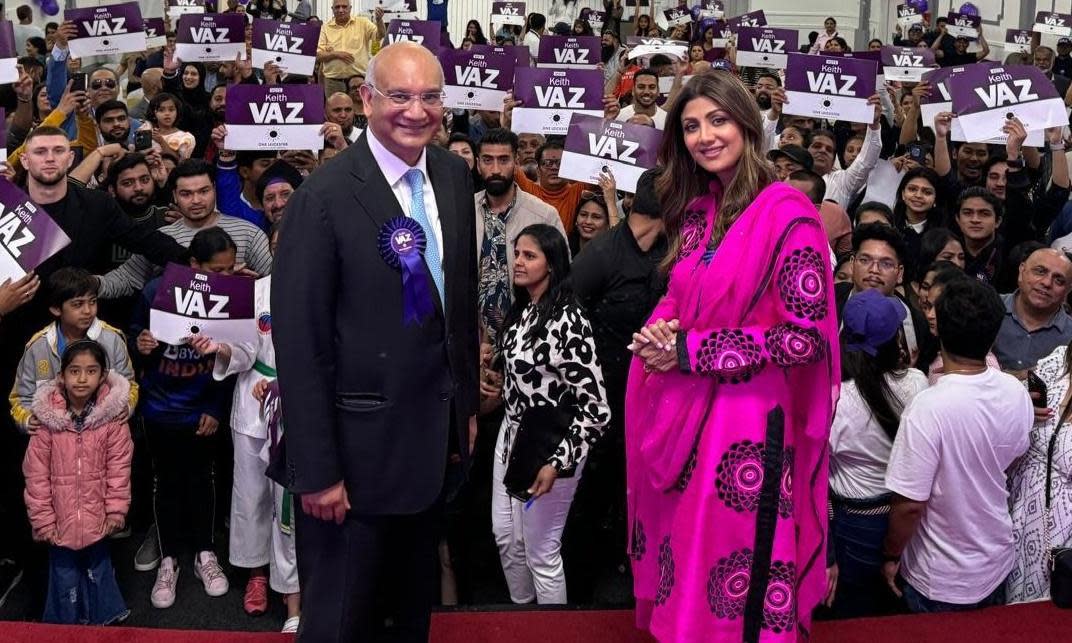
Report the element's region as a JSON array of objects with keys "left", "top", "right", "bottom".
[{"left": 524, "top": 496, "right": 536, "bottom": 511}]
